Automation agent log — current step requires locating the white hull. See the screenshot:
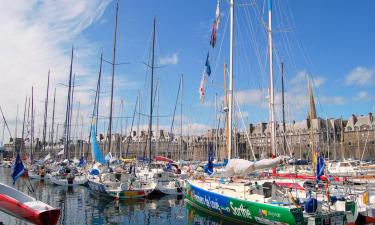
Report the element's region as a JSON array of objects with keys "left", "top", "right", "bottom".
[
  {"left": 155, "top": 180, "right": 184, "bottom": 195},
  {"left": 28, "top": 171, "right": 51, "bottom": 180},
  {"left": 50, "top": 174, "right": 87, "bottom": 187}
]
